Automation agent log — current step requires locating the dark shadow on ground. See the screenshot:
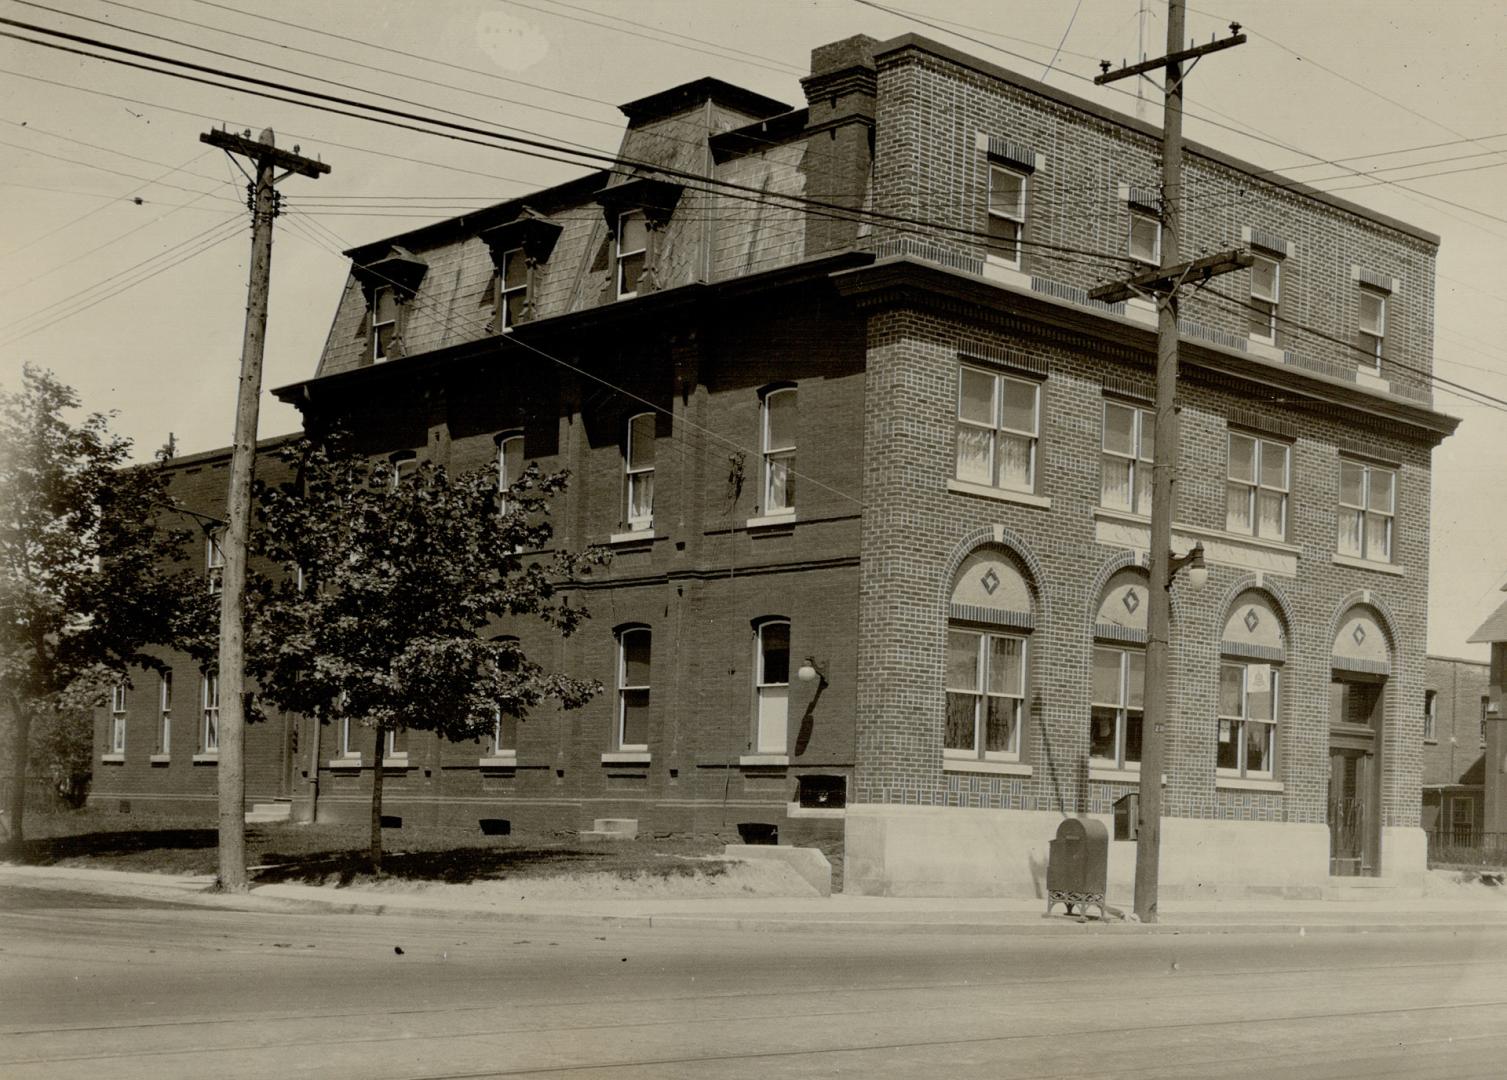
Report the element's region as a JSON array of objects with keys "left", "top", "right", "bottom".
[
  {"left": 23, "top": 828, "right": 218, "bottom": 865},
  {"left": 252, "top": 846, "right": 613, "bottom": 887}
]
